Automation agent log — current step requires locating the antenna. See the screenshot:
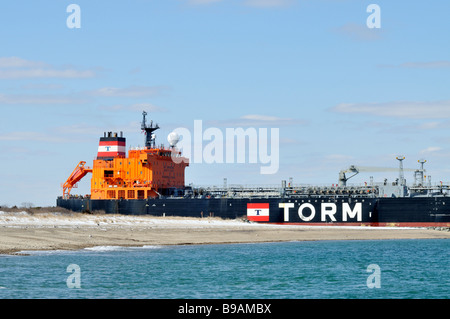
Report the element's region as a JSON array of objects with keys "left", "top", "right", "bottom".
[
  {"left": 141, "top": 111, "right": 159, "bottom": 149},
  {"left": 418, "top": 158, "right": 427, "bottom": 170}
]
